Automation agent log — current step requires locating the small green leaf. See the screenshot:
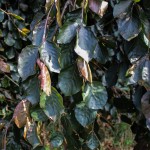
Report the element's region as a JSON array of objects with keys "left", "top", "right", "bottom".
[
  {"left": 9, "top": 13, "right": 24, "bottom": 21},
  {"left": 58, "top": 65, "right": 83, "bottom": 96},
  {"left": 40, "top": 87, "right": 64, "bottom": 121},
  {"left": 31, "top": 107, "right": 48, "bottom": 121},
  {"left": 18, "top": 45, "right": 39, "bottom": 81},
  {"left": 75, "top": 103, "right": 97, "bottom": 127},
  {"left": 4, "top": 34, "right": 15, "bottom": 46},
  {"left": 86, "top": 132, "right": 100, "bottom": 150},
  {"left": 23, "top": 77, "right": 40, "bottom": 105},
  {"left": 134, "top": 0, "right": 141, "bottom": 2},
  {"left": 83, "top": 82, "right": 108, "bottom": 110},
  {"left": 40, "top": 40, "right": 60, "bottom": 73}
]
